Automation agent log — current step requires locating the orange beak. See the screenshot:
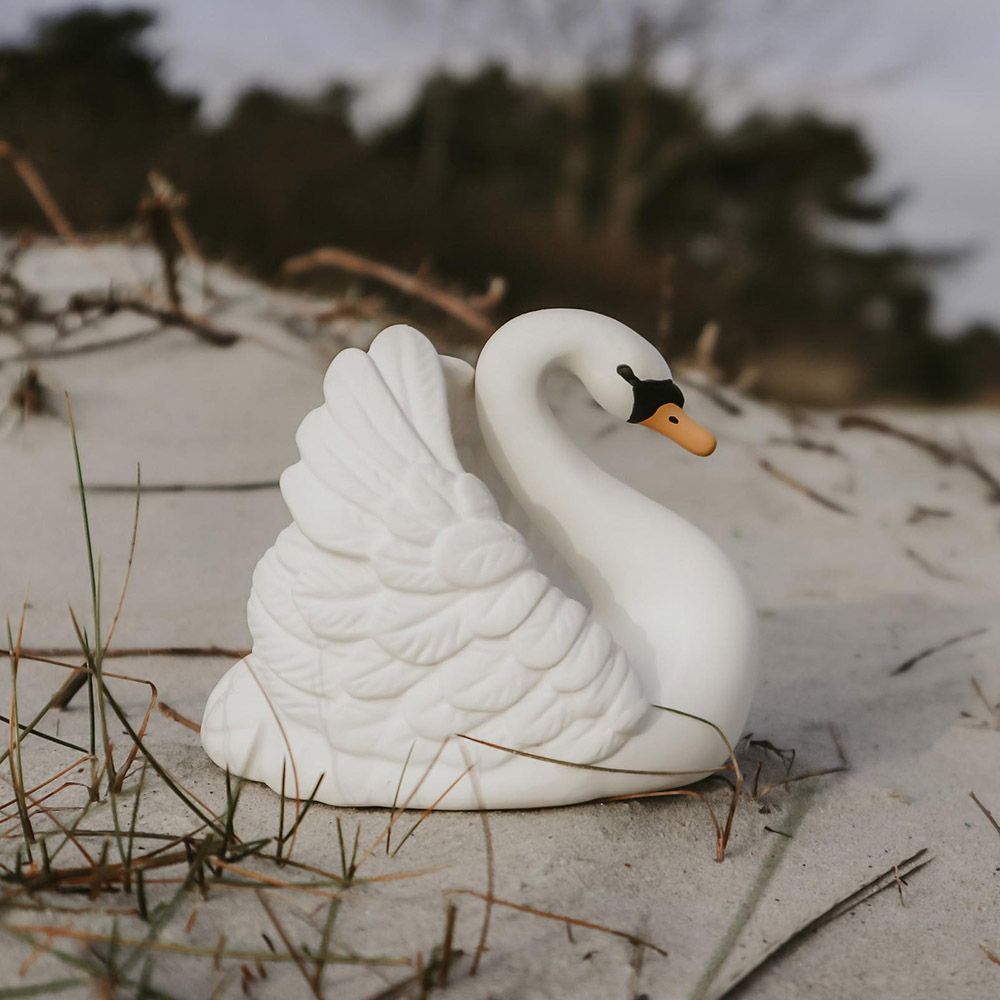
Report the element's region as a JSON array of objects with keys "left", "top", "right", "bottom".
[{"left": 640, "top": 403, "right": 717, "bottom": 456}]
